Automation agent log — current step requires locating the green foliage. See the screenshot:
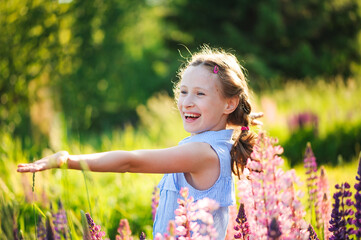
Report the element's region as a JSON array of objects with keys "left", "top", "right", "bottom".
[
  {"left": 283, "top": 124, "right": 361, "bottom": 166},
  {"left": 0, "top": 0, "right": 64, "bottom": 147},
  {"left": 259, "top": 77, "right": 361, "bottom": 166},
  {"left": 0, "top": 0, "right": 174, "bottom": 148},
  {"left": 165, "top": 0, "right": 361, "bottom": 88},
  {"left": 60, "top": 0, "right": 173, "bottom": 133}
]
